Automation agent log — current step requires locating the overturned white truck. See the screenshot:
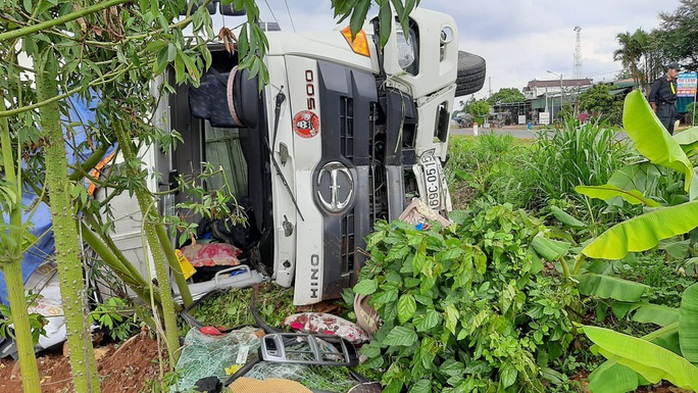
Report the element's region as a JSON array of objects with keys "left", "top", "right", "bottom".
[{"left": 108, "top": 2, "right": 486, "bottom": 305}]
